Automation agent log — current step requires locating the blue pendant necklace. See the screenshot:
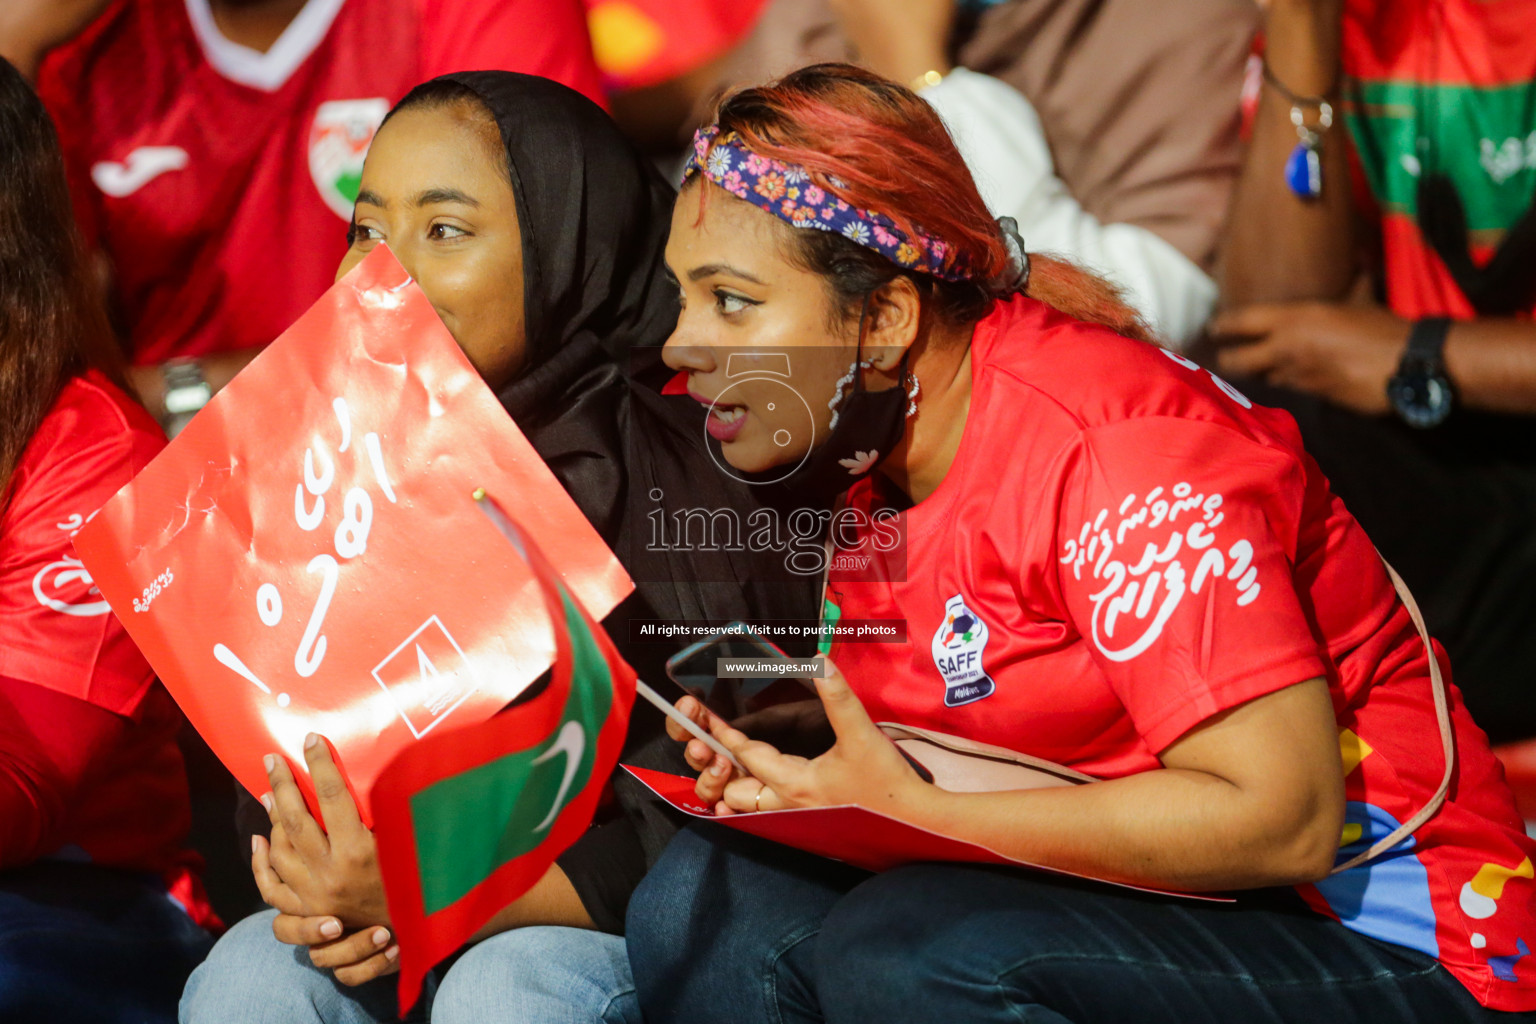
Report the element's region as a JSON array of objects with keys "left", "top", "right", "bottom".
[
  {"left": 1262, "top": 60, "right": 1336, "bottom": 201},
  {"left": 1285, "top": 100, "right": 1334, "bottom": 199}
]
